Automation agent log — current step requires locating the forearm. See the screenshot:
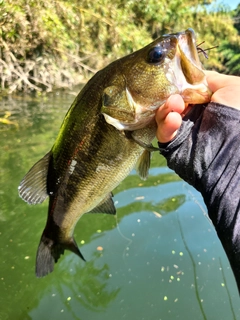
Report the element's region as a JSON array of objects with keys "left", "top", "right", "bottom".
[{"left": 158, "top": 102, "right": 240, "bottom": 292}]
